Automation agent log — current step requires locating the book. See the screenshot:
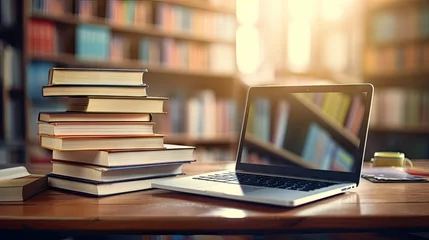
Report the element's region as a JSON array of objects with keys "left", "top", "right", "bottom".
[
  {"left": 40, "top": 134, "right": 165, "bottom": 151},
  {"left": 51, "top": 161, "right": 189, "bottom": 182},
  {"left": 66, "top": 96, "right": 167, "bottom": 113},
  {"left": 42, "top": 84, "right": 148, "bottom": 97},
  {"left": 0, "top": 176, "right": 48, "bottom": 201},
  {"left": 0, "top": 166, "right": 30, "bottom": 181},
  {"left": 52, "top": 144, "right": 196, "bottom": 167},
  {"left": 37, "top": 121, "right": 155, "bottom": 136},
  {"left": 47, "top": 174, "right": 179, "bottom": 197},
  {"left": 48, "top": 68, "right": 148, "bottom": 85},
  {"left": 38, "top": 112, "right": 153, "bottom": 122}
]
